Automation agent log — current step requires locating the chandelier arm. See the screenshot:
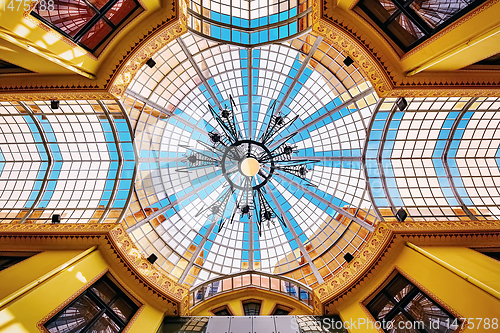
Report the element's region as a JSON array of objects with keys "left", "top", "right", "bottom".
[
  {"left": 267, "top": 132, "right": 298, "bottom": 156},
  {"left": 196, "top": 139, "right": 227, "bottom": 155},
  {"left": 253, "top": 190, "right": 263, "bottom": 236},
  {"left": 229, "top": 95, "right": 241, "bottom": 140},
  {"left": 257, "top": 99, "right": 278, "bottom": 143},
  {"left": 209, "top": 103, "right": 238, "bottom": 142},
  {"left": 247, "top": 141, "right": 252, "bottom": 157},
  {"left": 262, "top": 114, "right": 299, "bottom": 146},
  {"left": 273, "top": 165, "right": 317, "bottom": 187},
  {"left": 180, "top": 144, "right": 220, "bottom": 162}
]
